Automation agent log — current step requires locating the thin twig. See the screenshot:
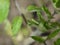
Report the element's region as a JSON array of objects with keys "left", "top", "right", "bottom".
[
  {"left": 14, "top": 0, "right": 27, "bottom": 24},
  {"left": 14, "top": 0, "right": 22, "bottom": 14}
]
